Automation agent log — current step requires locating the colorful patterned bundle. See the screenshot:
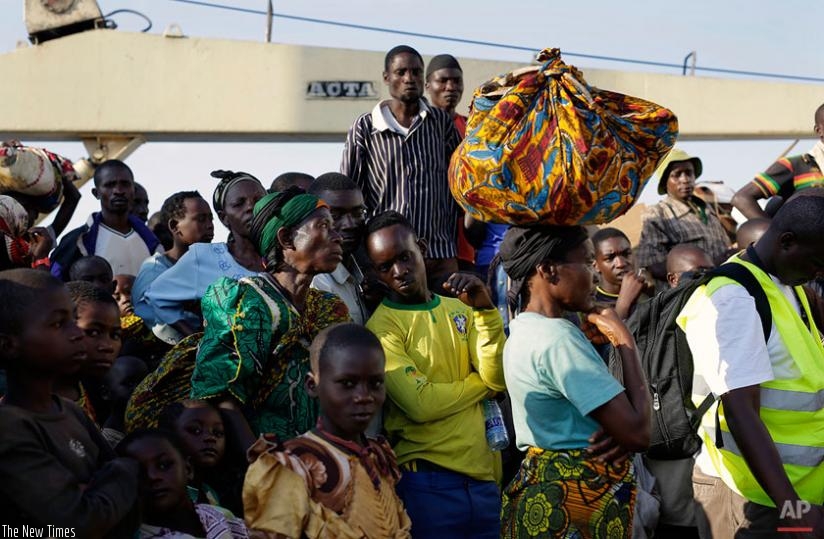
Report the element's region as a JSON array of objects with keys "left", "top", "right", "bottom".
[{"left": 449, "top": 48, "right": 678, "bottom": 226}]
